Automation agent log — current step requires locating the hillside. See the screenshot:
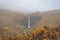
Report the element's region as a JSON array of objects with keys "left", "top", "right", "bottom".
[
  {"left": 0, "top": 10, "right": 26, "bottom": 35},
  {"left": 0, "top": 9, "right": 60, "bottom": 40},
  {"left": 0, "top": 9, "right": 60, "bottom": 33},
  {"left": 30, "top": 9, "right": 60, "bottom": 28}
]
